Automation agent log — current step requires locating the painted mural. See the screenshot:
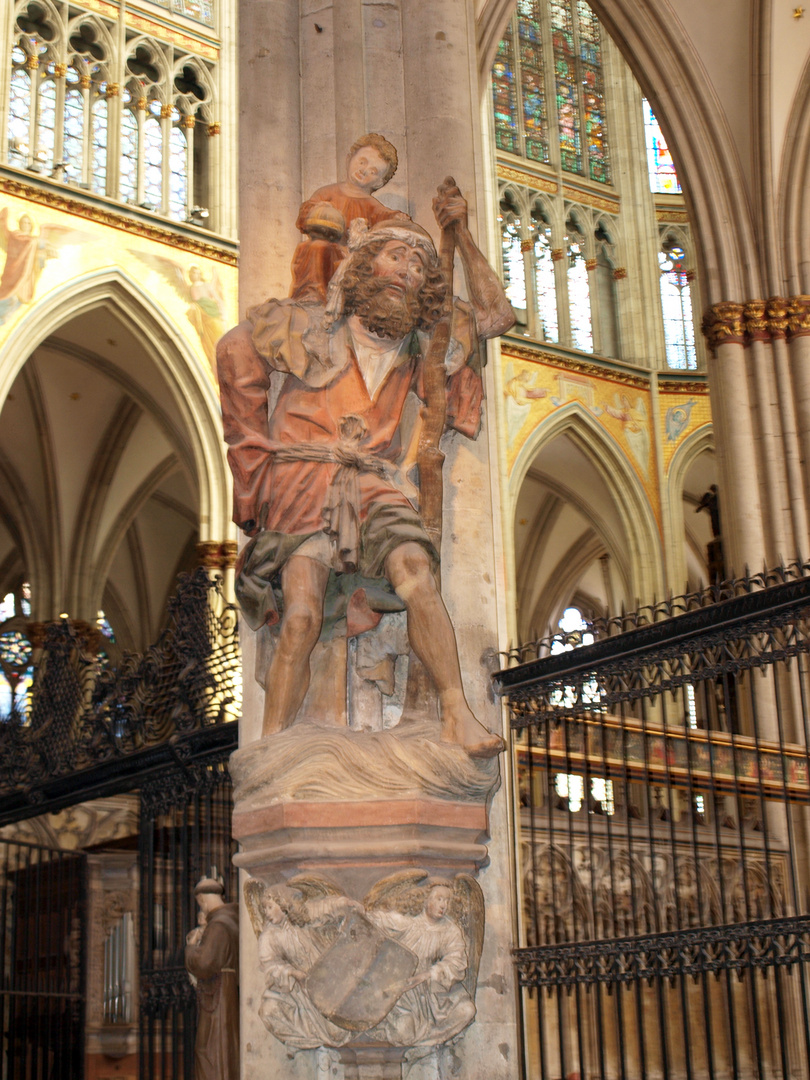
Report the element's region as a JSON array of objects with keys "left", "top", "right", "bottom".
[
  {"left": 503, "top": 352, "right": 653, "bottom": 486},
  {"left": 502, "top": 350, "right": 713, "bottom": 533},
  {"left": 659, "top": 382, "right": 711, "bottom": 473},
  {"left": 0, "top": 187, "right": 238, "bottom": 384}
]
